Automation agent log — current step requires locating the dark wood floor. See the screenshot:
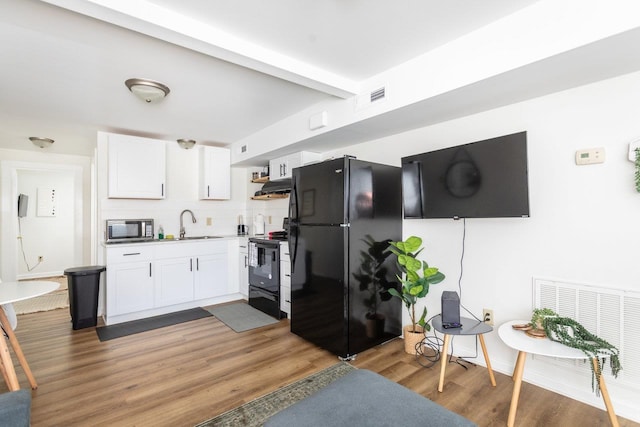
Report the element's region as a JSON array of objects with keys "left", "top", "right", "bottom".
[{"left": 4, "top": 305, "right": 638, "bottom": 426}]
